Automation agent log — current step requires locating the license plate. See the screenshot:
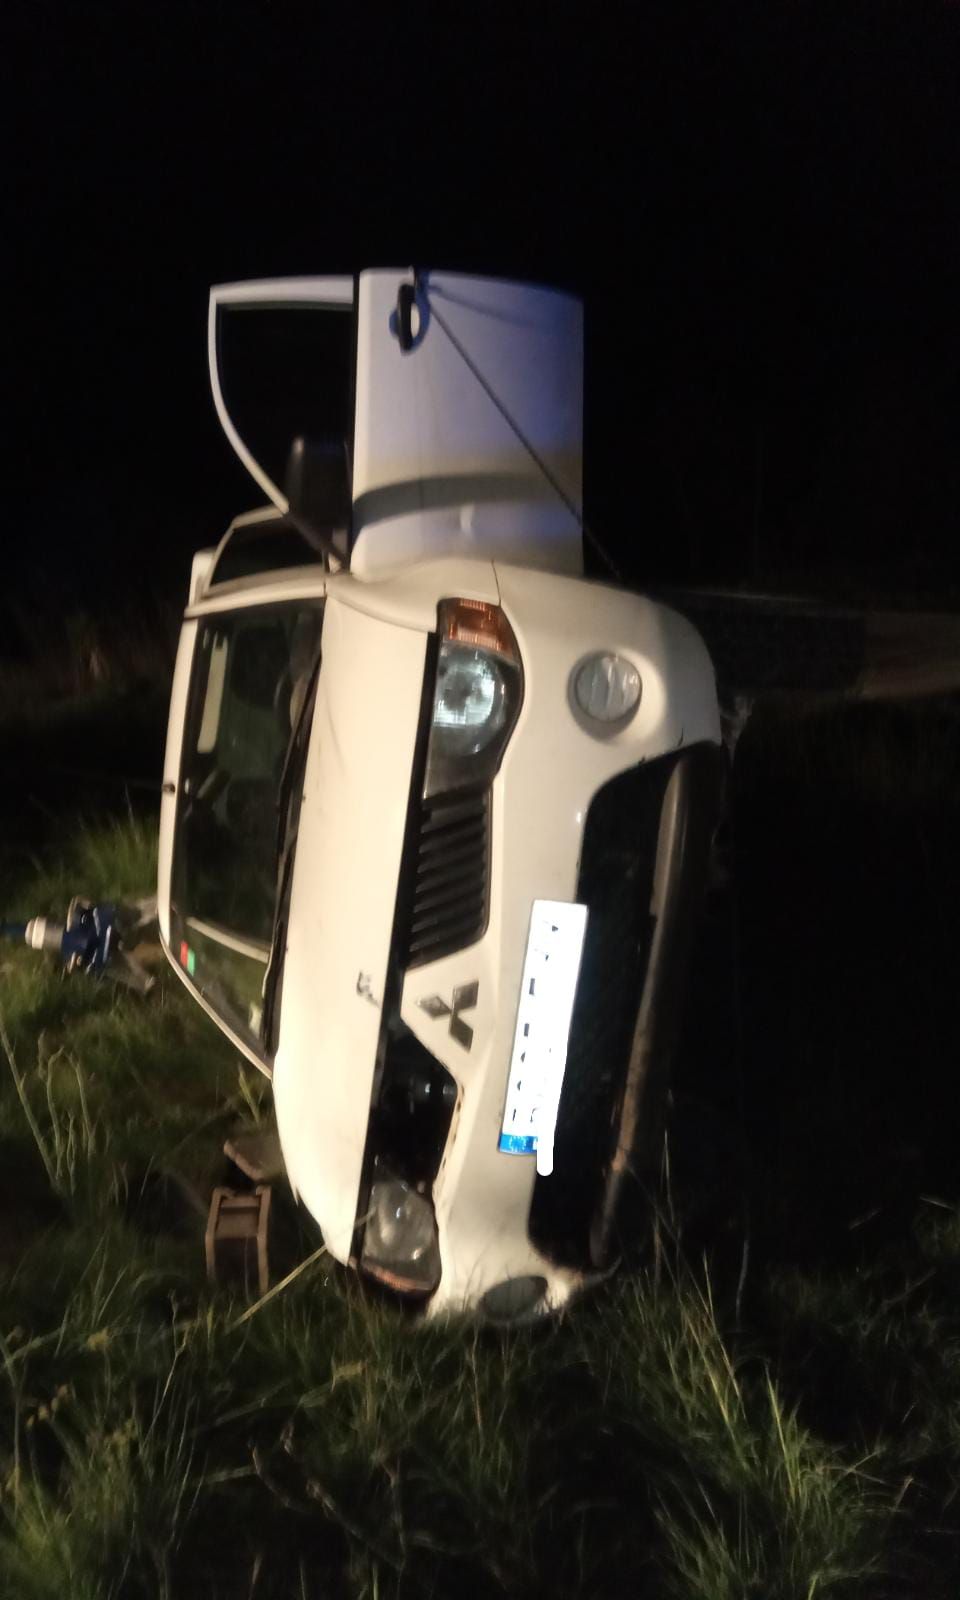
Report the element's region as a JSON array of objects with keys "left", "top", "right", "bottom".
[{"left": 499, "top": 899, "right": 588, "bottom": 1176}]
